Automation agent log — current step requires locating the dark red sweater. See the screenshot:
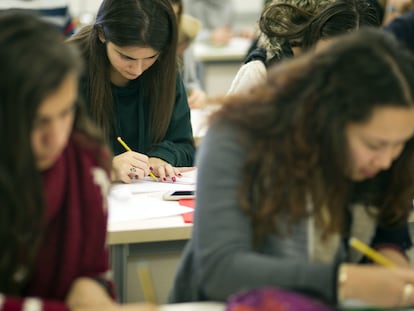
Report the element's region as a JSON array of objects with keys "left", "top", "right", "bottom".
[{"left": 1, "top": 133, "right": 113, "bottom": 311}]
